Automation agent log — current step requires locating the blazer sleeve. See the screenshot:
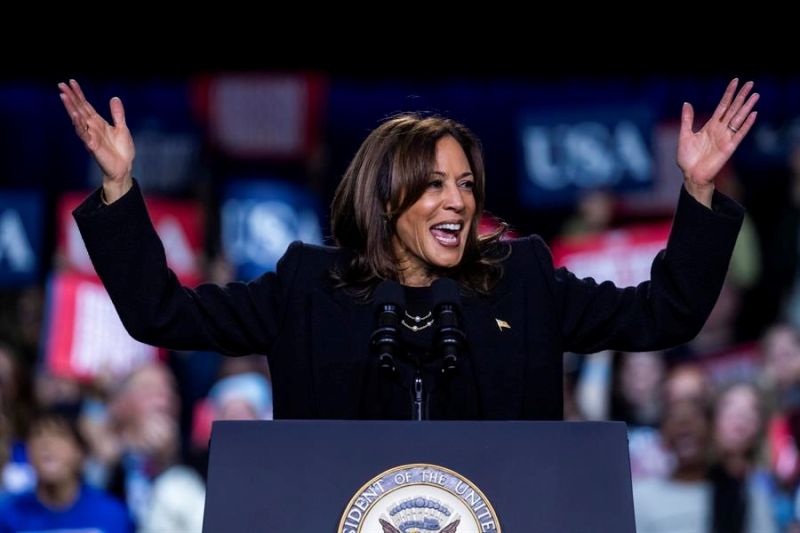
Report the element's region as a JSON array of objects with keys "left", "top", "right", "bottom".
[
  {"left": 531, "top": 186, "right": 744, "bottom": 354},
  {"left": 72, "top": 180, "right": 302, "bottom": 356}
]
